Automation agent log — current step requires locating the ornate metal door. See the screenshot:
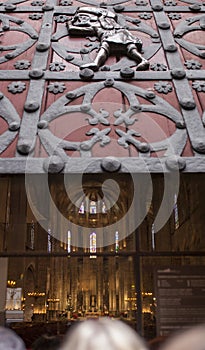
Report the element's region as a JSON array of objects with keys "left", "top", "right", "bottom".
[{"left": 0, "top": 0, "right": 204, "bottom": 174}]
